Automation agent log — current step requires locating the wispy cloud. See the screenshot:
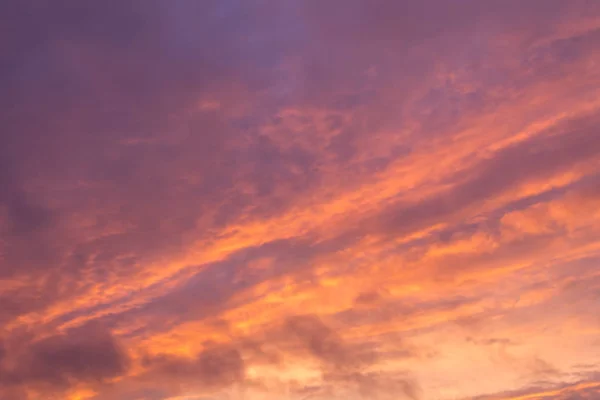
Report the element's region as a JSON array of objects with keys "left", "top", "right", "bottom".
[{"left": 1, "top": 1, "right": 600, "bottom": 399}]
